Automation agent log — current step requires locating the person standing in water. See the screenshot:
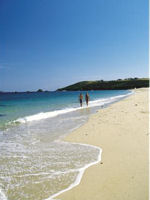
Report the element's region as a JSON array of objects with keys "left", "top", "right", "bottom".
[
  {"left": 85, "top": 92, "right": 89, "bottom": 106},
  {"left": 79, "top": 93, "right": 83, "bottom": 107}
]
